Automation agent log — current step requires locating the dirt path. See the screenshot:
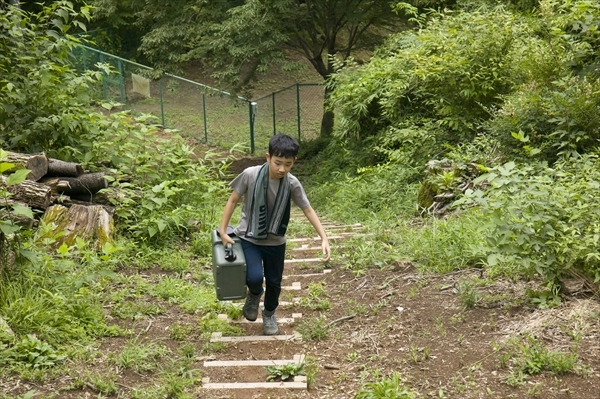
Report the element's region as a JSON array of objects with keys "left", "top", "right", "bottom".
[
  {"left": 4, "top": 205, "right": 600, "bottom": 398},
  {"left": 196, "top": 210, "right": 600, "bottom": 399}
]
